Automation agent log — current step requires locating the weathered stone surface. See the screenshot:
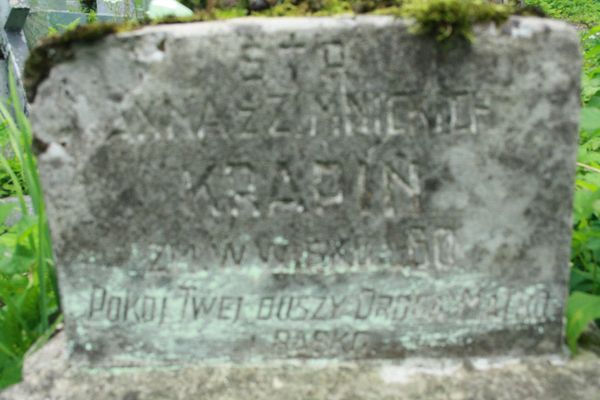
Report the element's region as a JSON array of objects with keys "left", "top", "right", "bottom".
[
  {"left": 4, "top": 331, "right": 600, "bottom": 400},
  {"left": 31, "top": 16, "right": 580, "bottom": 366}
]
